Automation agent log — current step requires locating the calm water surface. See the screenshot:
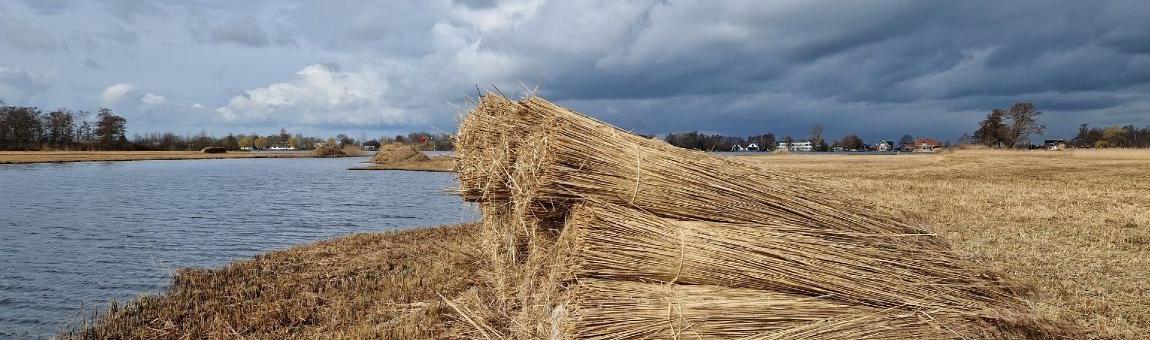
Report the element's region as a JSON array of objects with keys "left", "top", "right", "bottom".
[{"left": 0, "top": 157, "right": 477, "bottom": 338}]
